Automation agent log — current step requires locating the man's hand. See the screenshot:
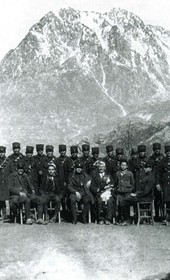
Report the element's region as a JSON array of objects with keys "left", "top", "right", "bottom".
[
  {"left": 39, "top": 170, "right": 43, "bottom": 175},
  {"left": 19, "top": 192, "right": 26, "bottom": 198},
  {"left": 75, "top": 191, "right": 81, "bottom": 200},
  {"left": 130, "top": 193, "right": 137, "bottom": 197},
  {"left": 32, "top": 190, "right": 35, "bottom": 195},
  {"left": 156, "top": 184, "right": 161, "bottom": 191}
]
